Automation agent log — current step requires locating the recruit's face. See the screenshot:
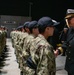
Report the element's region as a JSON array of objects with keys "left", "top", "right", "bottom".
[
  {"left": 46, "top": 26, "right": 54, "bottom": 36},
  {"left": 32, "top": 28, "right": 39, "bottom": 36}
]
